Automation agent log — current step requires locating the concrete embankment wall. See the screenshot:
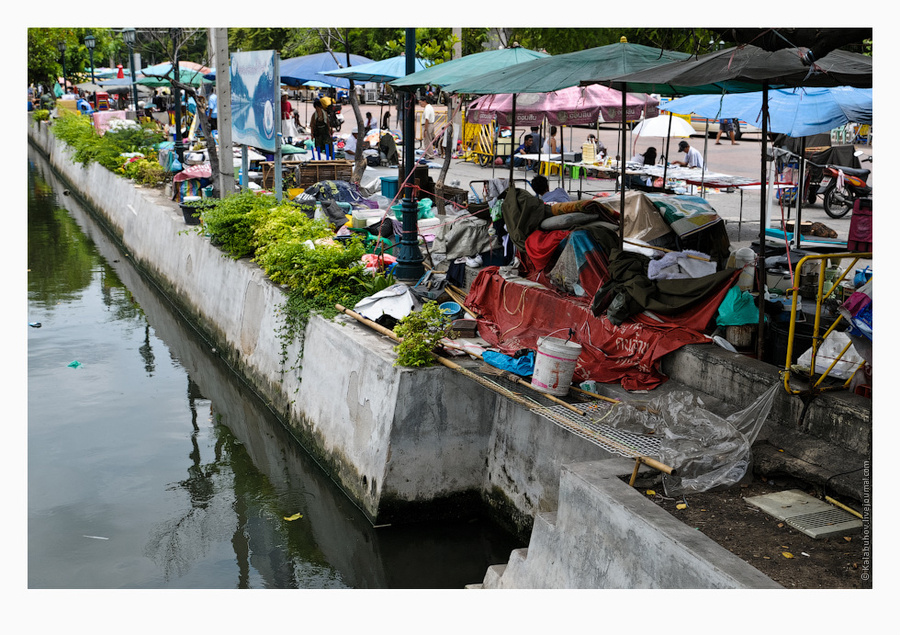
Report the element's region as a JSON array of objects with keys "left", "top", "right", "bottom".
[
  {"left": 475, "top": 459, "right": 782, "bottom": 589},
  {"left": 29, "top": 120, "right": 610, "bottom": 535},
  {"left": 30, "top": 120, "right": 834, "bottom": 587}
]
